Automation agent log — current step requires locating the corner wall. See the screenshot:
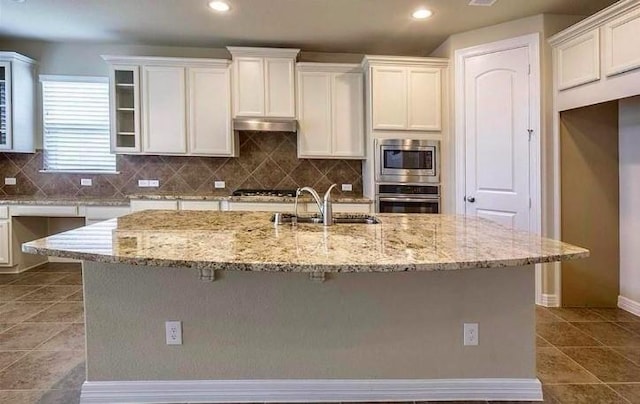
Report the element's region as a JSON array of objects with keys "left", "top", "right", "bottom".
[
  {"left": 619, "top": 96, "right": 640, "bottom": 306},
  {"left": 429, "top": 14, "right": 584, "bottom": 301}
]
